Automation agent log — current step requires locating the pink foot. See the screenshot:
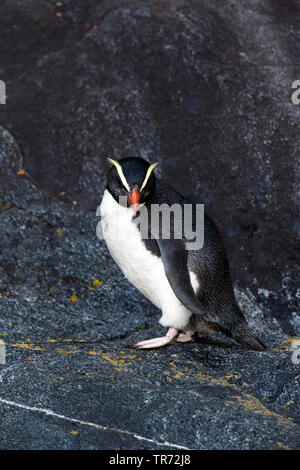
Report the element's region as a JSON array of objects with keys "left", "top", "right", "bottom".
[
  {"left": 131, "top": 327, "right": 179, "bottom": 349},
  {"left": 176, "top": 331, "right": 196, "bottom": 343}
]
